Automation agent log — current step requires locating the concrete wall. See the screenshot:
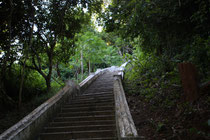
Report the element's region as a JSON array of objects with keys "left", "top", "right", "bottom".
[
  {"left": 114, "top": 74, "right": 140, "bottom": 139},
  {"left": 0, "top": 69, "right": 107, "bottom": 140}
]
